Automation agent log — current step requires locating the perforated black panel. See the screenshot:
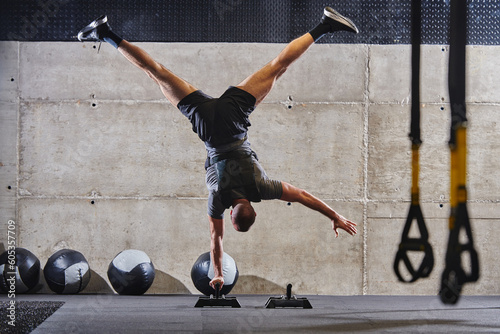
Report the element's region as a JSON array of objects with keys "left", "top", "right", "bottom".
[{"left": 0, "top": 0, "right": 499, "bottom": 44}]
